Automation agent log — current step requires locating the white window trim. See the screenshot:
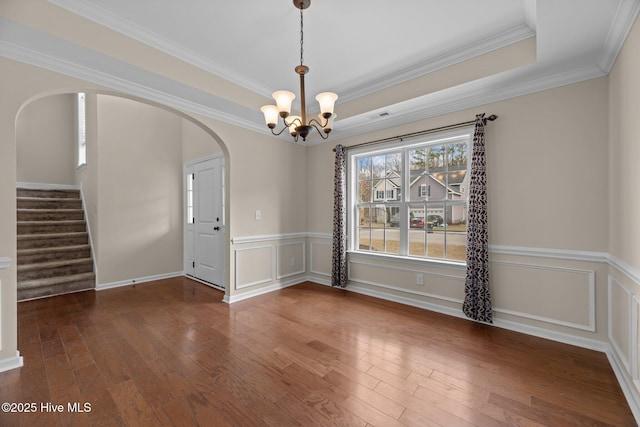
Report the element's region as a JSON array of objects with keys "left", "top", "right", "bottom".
[
  {"left": 348, "top": 127, "right": 473, "bottom": 264},
  {"left": 76, "top": 92, "right": 87, "bottom": 170}
]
